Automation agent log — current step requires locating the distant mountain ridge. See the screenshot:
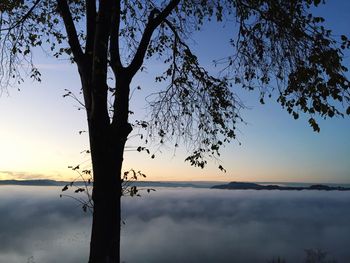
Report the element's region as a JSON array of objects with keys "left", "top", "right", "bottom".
[
  {"left": 0, "top": 179, "right": 68, "bottom": 186},
  {"left": 2, "top": 180, "right": 350, "bottom": 190},
  {"left": 0, "top": 180, "right": 210, "bottom": 188},
  {"left": 212, "top": 182, "right": 350, "bottom": 191}
]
